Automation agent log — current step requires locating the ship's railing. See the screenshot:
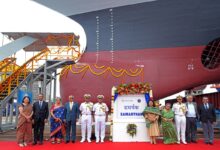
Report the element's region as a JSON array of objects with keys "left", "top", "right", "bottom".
[{"left": 0, "top": 58, "right": 20, "bottom": 82}]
